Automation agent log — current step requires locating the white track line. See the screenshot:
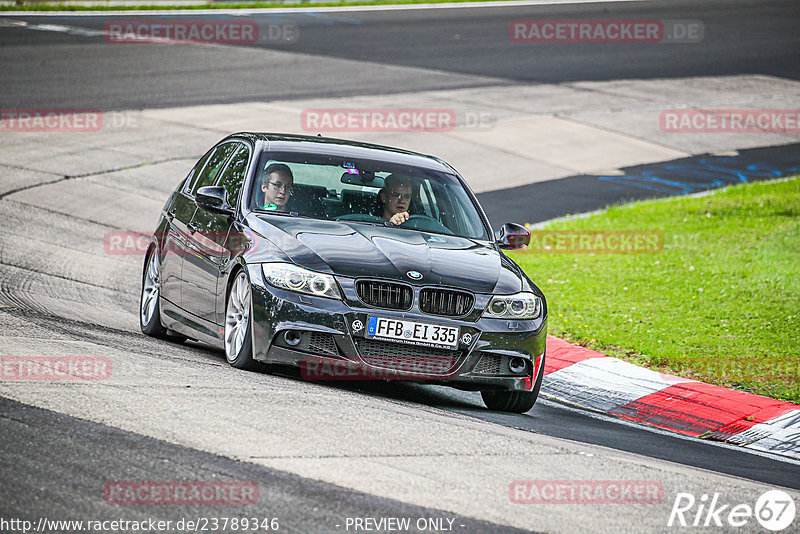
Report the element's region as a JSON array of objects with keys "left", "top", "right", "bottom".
[{"left": 0, "top": 0, "right": 649, "bottom": 17}]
